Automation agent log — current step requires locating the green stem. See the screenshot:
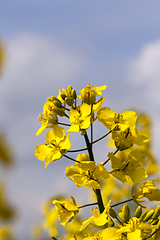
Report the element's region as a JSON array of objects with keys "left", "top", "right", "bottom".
[
  {"left": 67, "top": 147, "right": 88, "bottom": 153},
  {"left": 94, "top": 189, "right": 105, "bottom": 213},
  {"left": 64, "top": 113, "right": 69, "bottom": 118},
  {"left": 103, "top": 149, "right": 119, "bottom": 166},
  {"left": 111, "top": 198, "right": 133, "bottom": 208},
  {"left": 91, "top": 130, "right": 111, "bottom": 145},
  {"left": 64, "top": 107, "right": 70, "bottom": 111},
  {"left": 116, "top": 217, "right": 124, "bottom": 226},
  {"left": 58, "top": 122, "right": 71, "bottom": 127},
  {"left": 63, "top": 154, "right": 80, "bottom": 163},
  {"left": 84, "top": 132, "right": 104, "bottom": 213},
  {"left": 91, "top": 122, "right": 93, "bottom": 149},
  {"left": 78, "top": 202, "right": 98, "bottom": 209},
  {"left": 91, "top": 105, "right": 93, "bottom": 148},
  {"left": 84, "top": 133, "right": 94, "bottom": 161}
]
